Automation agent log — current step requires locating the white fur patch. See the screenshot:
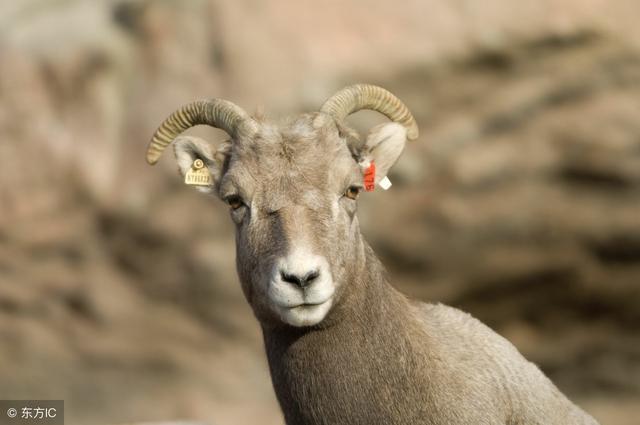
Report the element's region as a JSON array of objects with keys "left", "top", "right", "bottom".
[
  {"left": 331, "top": 198, "right": 340, "bottom": 219},
  {"left": 267, "top": 247, "right": 336, "bottom": 327}
]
